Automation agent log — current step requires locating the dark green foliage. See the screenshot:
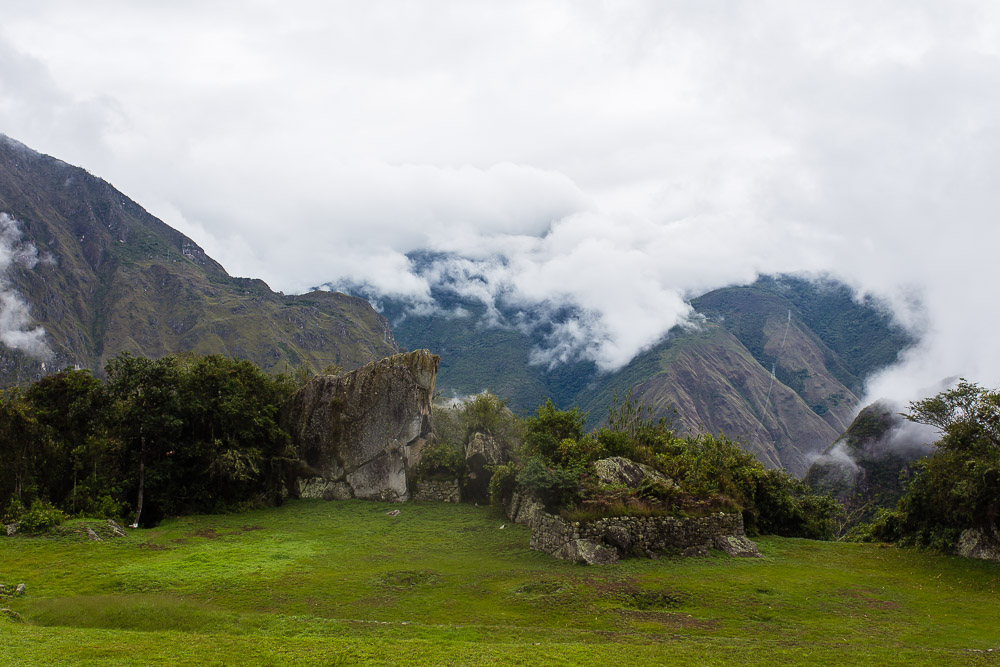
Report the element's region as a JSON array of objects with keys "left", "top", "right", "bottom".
[
  {"left": 417, "top": 441, "right": 465, "bottom": 480},
  {"left": 16, "top": 499, "right": 65, "bottom": 534},
  {"left": 655, "top": 433, "right": 840, "bottom": 538},
  {"left": 515, "top": 456, "right": 584, "bottom": 510},
  {"left": 487, "top": 463, "right": 516, "bottom": 507},
  {"left": 521, "top": 400, "right": 586, "bottom": 465},
  {"left": 504, "top": 392, "right": 839, "bottom": 537},
  {"left": 859, "top": 381, "right": 1000, "bottom": 550},
  {"left": 0, "top": 352, "right": 299, "bottom": 527}
]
